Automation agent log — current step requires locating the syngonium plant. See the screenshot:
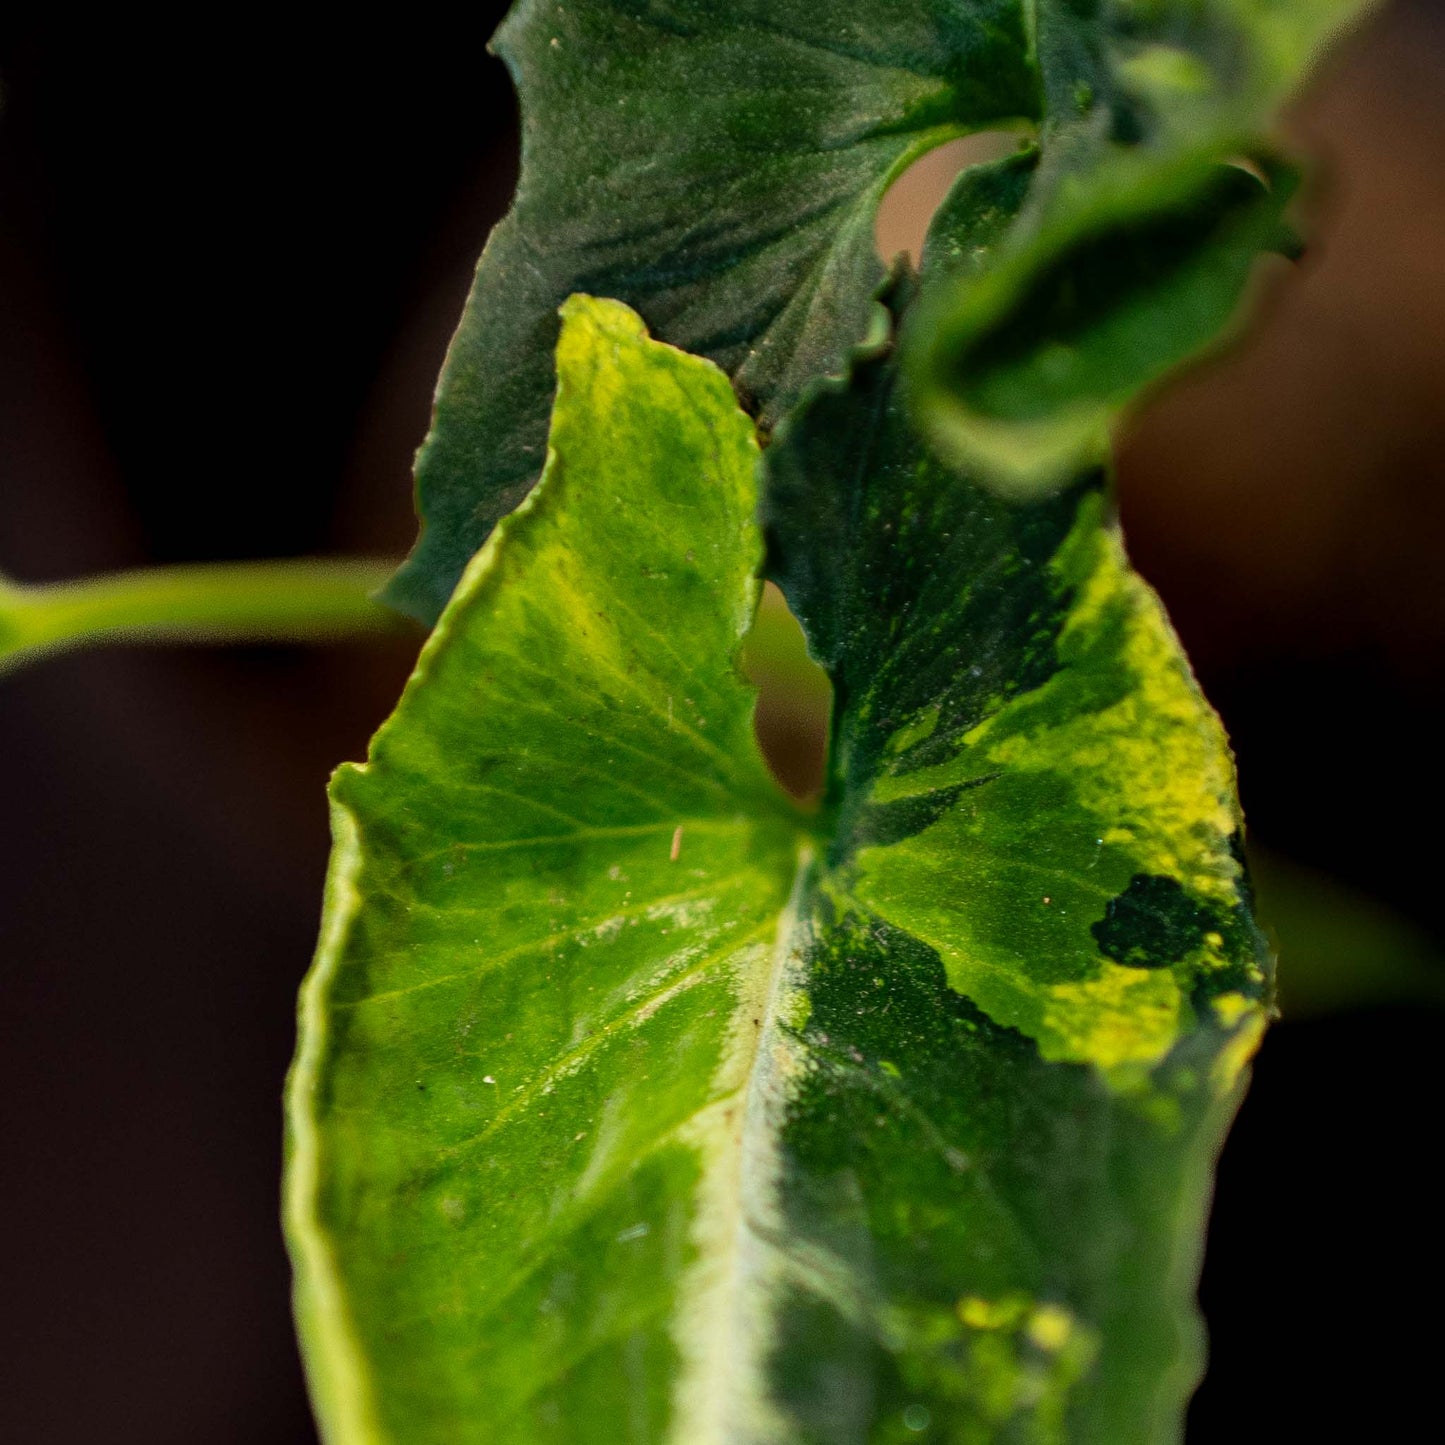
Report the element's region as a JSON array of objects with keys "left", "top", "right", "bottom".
[{"left": 0, "top": 2, "right": 1376, "bottom": 1440}]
